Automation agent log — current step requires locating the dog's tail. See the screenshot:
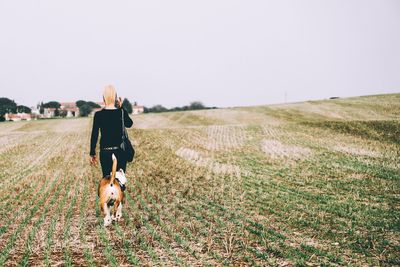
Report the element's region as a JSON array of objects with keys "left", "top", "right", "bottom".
[{"left": 110, "top": 153, "right": 117, "bottom": 185}]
